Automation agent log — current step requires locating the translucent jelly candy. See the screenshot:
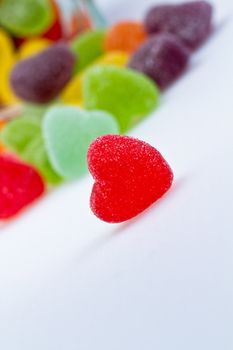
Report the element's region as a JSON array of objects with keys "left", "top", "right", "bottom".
[
  {"left": 104, "top": 21, "right": 147, "bottom": 53},
  {"left": 88, "top": 135, "right": 174, "bottom": 223},
  {"left": 0, "top": 29, "right": 15, "bottom": 71},
  {"left": 96, "top": 51, "right": 129, "bottom": 66},
  {"left": 144, "top": 1, "right": 213, "bottom": 50},
  {"left": 18, "top": 38, "right": 52, "bottom": 60},
  {"left": 22, "top": 135, "right": 62, "bottom": 185},
  {"left": 1, "top": 117, "right": 62, "bottom": 185},
  {"left": 10, "top": 43, "right": 76, "bottom": 104},
  {"left": 0, "top": 0, "right": 54, "bottom": 37},
  {"left": 71, "top": 30, "right": 105, "bottom": 73},
  {"left": 83, "top": 65, "right": 160, "bottom": 133},
  {"left": 0, "top": 29, "right": 18, "bottom": 105},
  {"left": 43, "top": 106, "right": 119, "bottom": 180},
  {"left": 42, "top": 0, "right": 63, "bottom": 41},
  {"left": 0, "top": 155, "right": 45, "bottom": 220},
  {"left": 68, "top": 12, "right": 92, "bottom": 40},
  {"left": 62, "top": 51, "right": 129, "bottom": 107},
  {"left": 1, "top": 117, "right": 41, "bottom": 154},
  {"left": 128, "top": 34, "right": 190, "bottom": 90},
  {"left": 0, "top": 64, "right": 19, "bottom": 106}
]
